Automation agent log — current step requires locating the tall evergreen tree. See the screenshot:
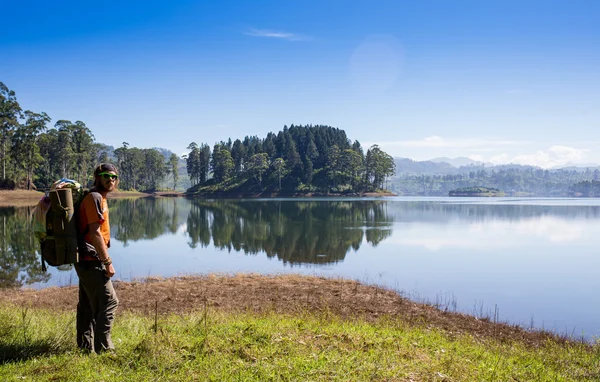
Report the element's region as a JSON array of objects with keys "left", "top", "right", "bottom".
[
  {"left": 199, "top": 144, "right": 211, "bottom": 183},
  {"left": 12, "top": 111, "right": 50, "bottom": 189},
  {"left": 186, "top": 142, "right": 200, "bottom": 186},
  {"left": 169, "top": 153, "right": 179, "bottom": 190},
  {"left": 0, "top": 82, "right": 22, "bottom": 181},
  {"left": 231, "top": 139, "right": 246, "bottom": 175}
]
